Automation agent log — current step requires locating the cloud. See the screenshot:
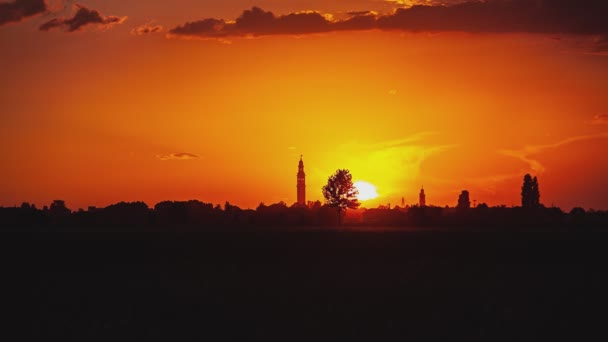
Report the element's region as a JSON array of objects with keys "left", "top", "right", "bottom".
[
  {"left": 169, "top": 2, "right": 608, "bottom": 39},
  {"left": 156, "top": 153, "right": 200, "bottom": 161},
  {"left": 500, "top": 133, "right": 608, "bottom": 172},
  {"left": 368, "top": 131, "right": 438, "bottom": 149},
  {"left": 39, "top": 4, "right": 126, "bottom": 32},
  {"left": 594, "top": 36, "right": 608, "bottom": 52},
  {"left": 346, "top": 10, "right": 376, "bottom": 16},
  {"left": 592, "top": 114, "right": 608, "bottom": 125},
  {"left": 168, "top": 7, "right": 334, "bottom": 38},
  {"left": 384, "top": 0, "right": 450, "bottom": 6},
  {"left": 131, "top": 22, "right": 163, "bottom": 35},
  {"left": 156, "top": 152, "right": 200, "bottom": 161},
  {"left": 377, "top": 0, "right": 608, "bottom": 35},
  {"left": 0, "top": 0, "right": 46, "bottom": 26}
]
